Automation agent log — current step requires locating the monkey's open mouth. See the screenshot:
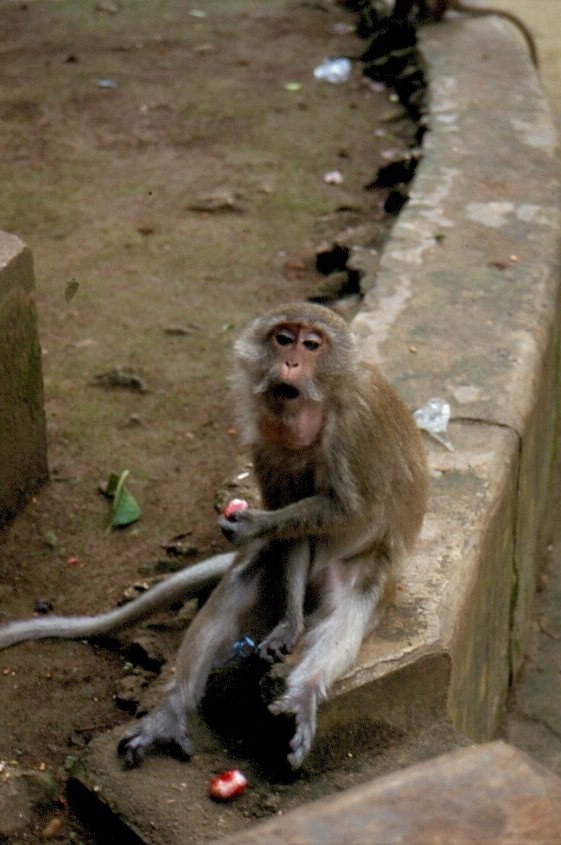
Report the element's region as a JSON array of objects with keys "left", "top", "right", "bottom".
[{"left": 274, "top": 383, "right": 300, "bottom": 400}]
